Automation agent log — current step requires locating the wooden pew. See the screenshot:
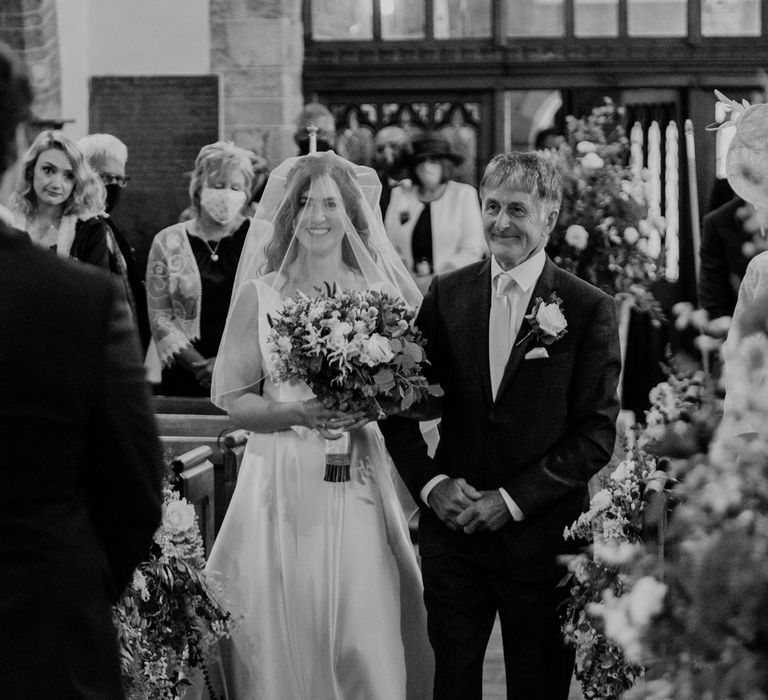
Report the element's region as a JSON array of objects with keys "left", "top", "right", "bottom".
[
  {"left": 172, "top": 445, "right": 216, "bottom": 556},
  {"left": 217, "top": 429, "right": 249, "bottom": 532}
]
